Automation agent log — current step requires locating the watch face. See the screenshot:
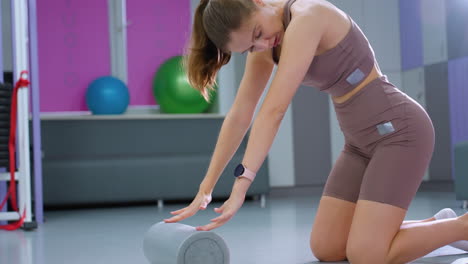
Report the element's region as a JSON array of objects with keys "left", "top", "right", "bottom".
[{"left": 234, "top": 164, "right": 245, "bottom": 177}]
